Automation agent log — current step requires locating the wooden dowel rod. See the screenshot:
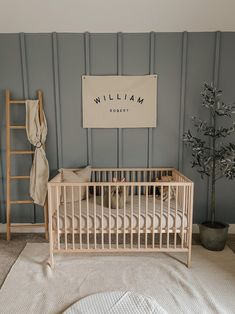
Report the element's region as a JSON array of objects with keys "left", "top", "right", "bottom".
[
  {"left": 54, "top": 248, "right": 189, "bottom": 254},
  {"left": 10, "top": 200, "right": 34, "bottom": 204},
  {"left": 11, "top": 223, "right": 45, "bottom": 228},
  {"left": 10, "top": 176, "right": 30, "bottom": 180},
  {"left": 10, "top": 125, "right": 26, "bottom": 129},
  {"left": 10, "top": 100, "right": 26, "bottom": 104},
  {"left": 10, "top": 150, "right": 34, "bottom": 155}
]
